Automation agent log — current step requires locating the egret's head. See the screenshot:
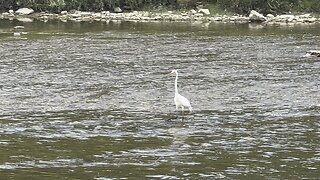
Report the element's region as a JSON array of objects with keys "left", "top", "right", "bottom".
[{"left": 170, "top": 70, "right": 178, "bottom": 75}]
